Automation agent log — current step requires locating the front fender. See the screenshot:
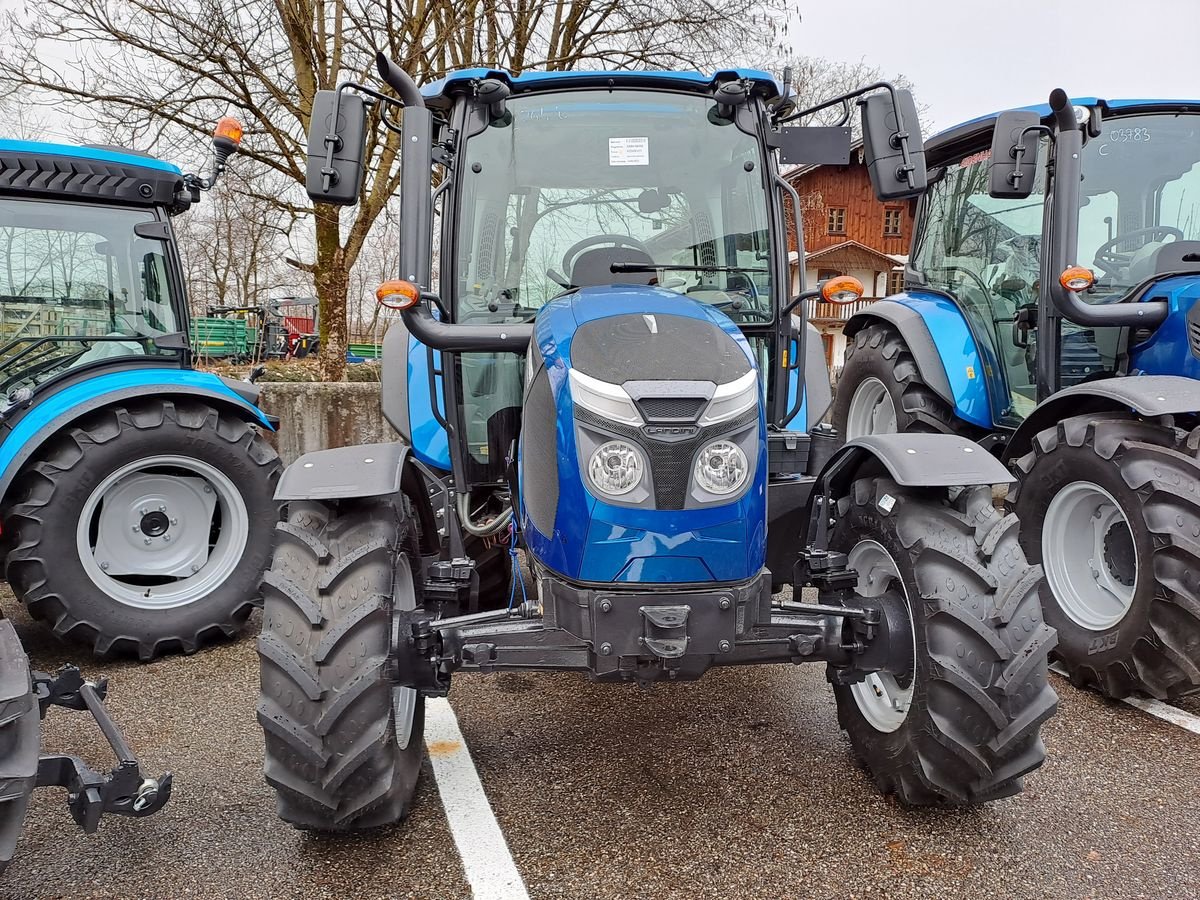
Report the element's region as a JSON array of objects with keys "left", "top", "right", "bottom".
[
  {"left": 1002, "top": 375, "right": 1200, "bottom": 464},
  {"left": 0, "top": 369, "right": 272, "bottom": 502},
  {"left": 846, "top": 294, "right": 992, "bottom": 429},
  {"left": 820, "top": 433, "right": 1014, "bottom": 498}
]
